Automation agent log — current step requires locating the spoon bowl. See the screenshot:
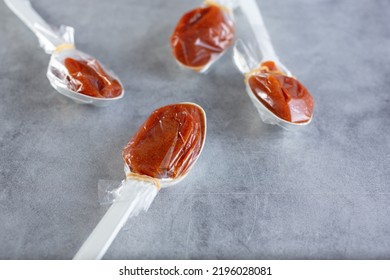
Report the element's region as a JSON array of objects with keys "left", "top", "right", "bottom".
[
  {"left": 155, "top": 102, "right": 207, "bottom": 187},
  {"left": 234, "top": 42, "right": 311, "bottom": 129},
  {"left": 244, "top": 83, "right": 312, "bottom": 130},
  {"left": 124, "top": 102, "right": 207, "bottom": 188},
  {"left": 171, "top": 1, "right": 235, "bottom": 74},
  {"left": 47, "top": 48, "right": 124, "bottom": 106},
  {"left": 174, "top": 53, "right": 228, "bottom": 74}
]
